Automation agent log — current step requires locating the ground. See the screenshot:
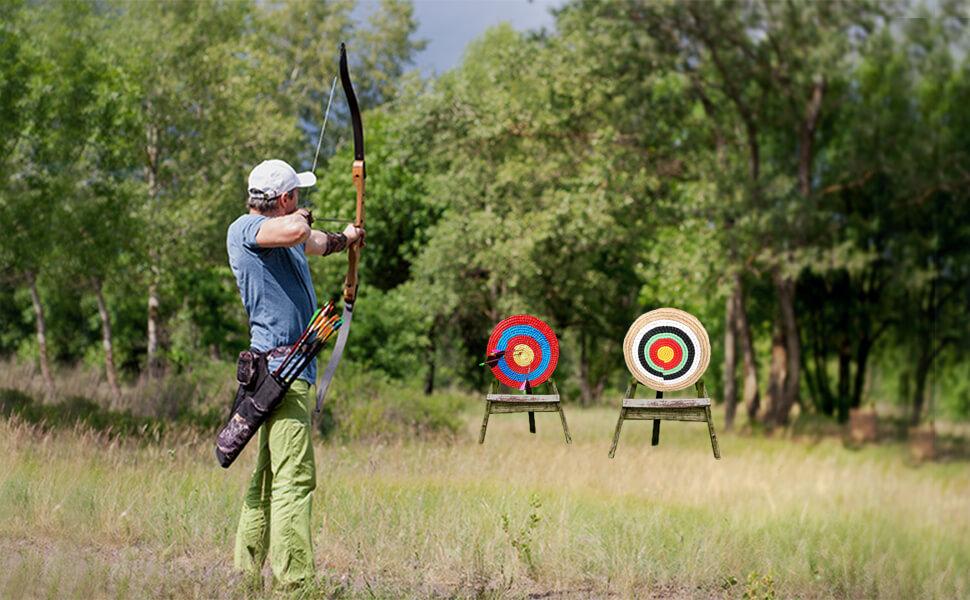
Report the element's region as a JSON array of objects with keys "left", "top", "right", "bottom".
[{"left": 1, "top": 406, "right": 967, "bottom": 599}]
